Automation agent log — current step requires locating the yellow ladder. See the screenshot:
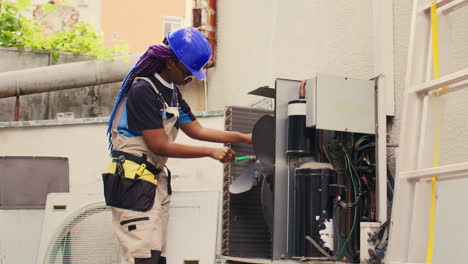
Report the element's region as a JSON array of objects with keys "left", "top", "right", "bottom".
[{"left": 388, "top": 0, "right": 468, "bottom": 264}]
